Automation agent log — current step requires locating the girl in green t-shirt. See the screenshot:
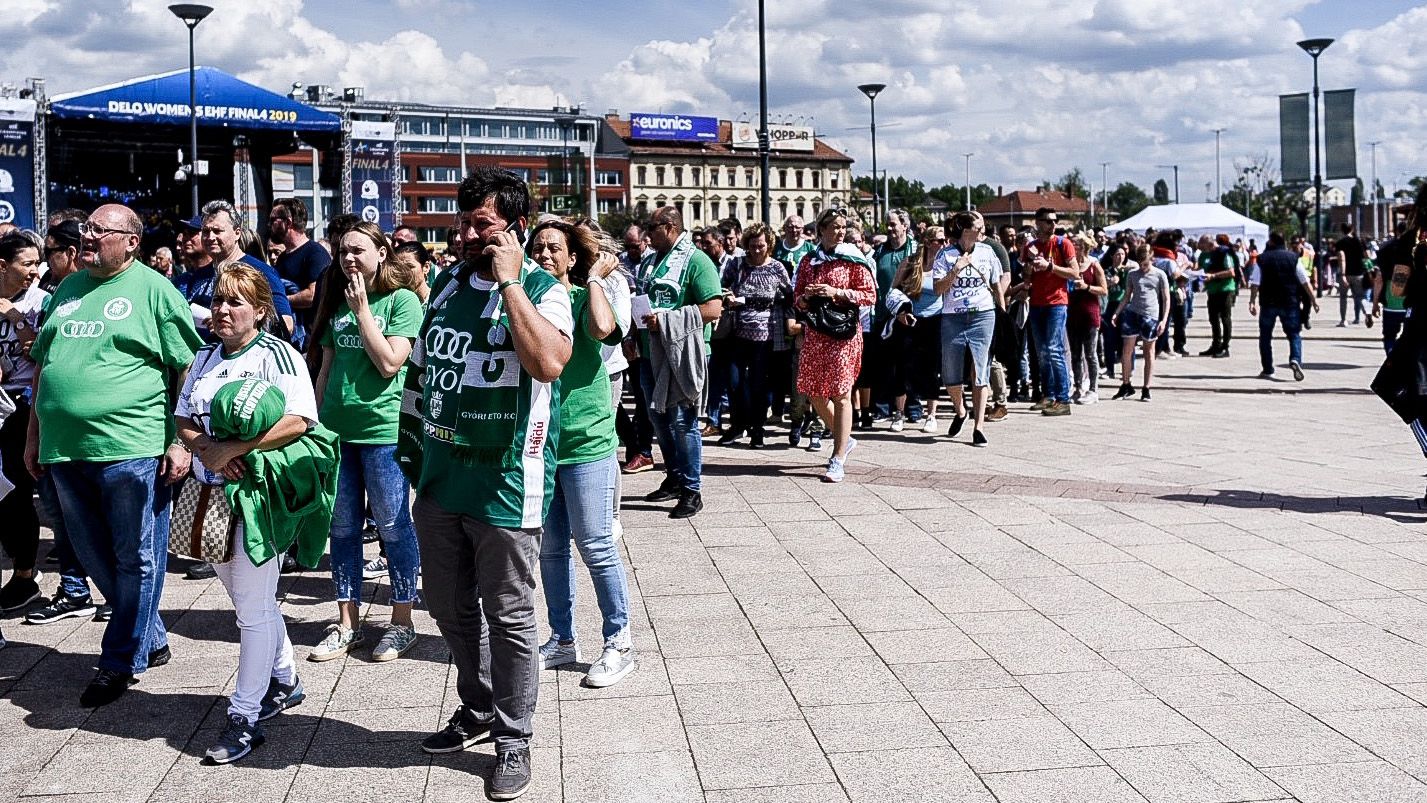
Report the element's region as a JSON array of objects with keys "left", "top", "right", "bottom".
[
  {"left": 309, "top": 222, "right": 427, "bottom": 664},
  {"left": 526, "top": 219, "right": 637, "bottom": 689}
]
